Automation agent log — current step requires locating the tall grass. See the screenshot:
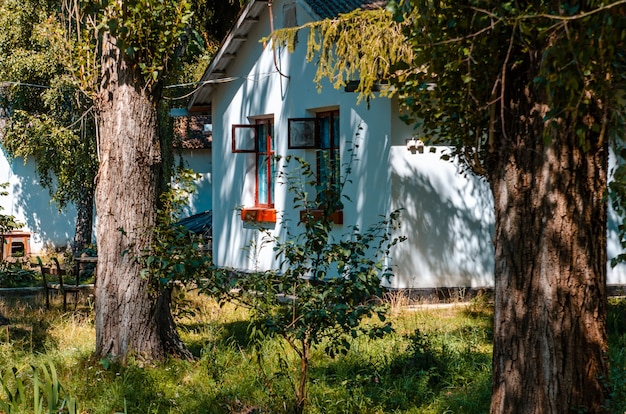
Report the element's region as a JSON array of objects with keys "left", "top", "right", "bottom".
[{"left": 0, "top": 291, "right": 624, "bottom": 413}]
